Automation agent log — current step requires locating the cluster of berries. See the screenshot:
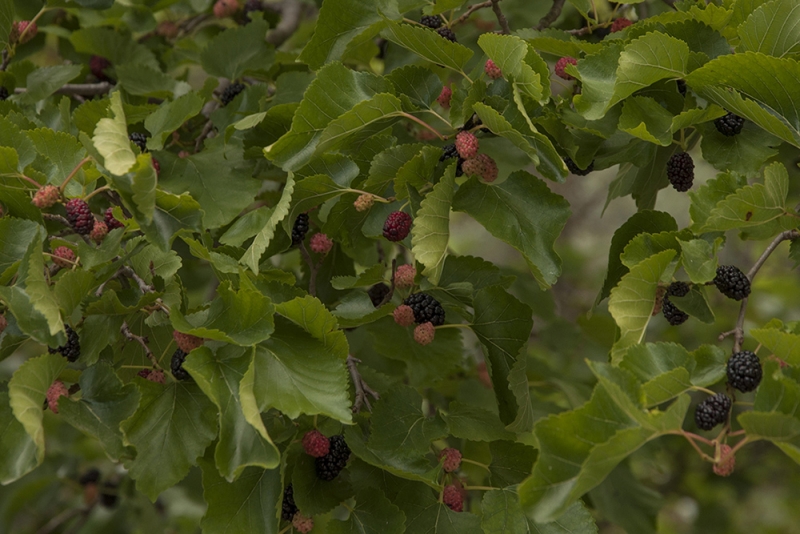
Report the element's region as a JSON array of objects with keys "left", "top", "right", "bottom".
[
  {"left": 394, "top": 292, "right": 445, "bottom": 345},
  {"left": 78, "top": 468, "right": 121, "bottom": 508}
]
